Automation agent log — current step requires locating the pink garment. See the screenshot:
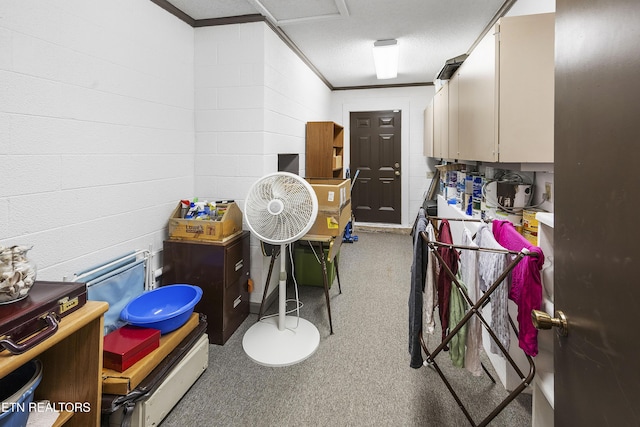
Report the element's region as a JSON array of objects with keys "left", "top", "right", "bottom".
[{"left": 492, "top": 220, "right": 545, "bottom": 357}]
